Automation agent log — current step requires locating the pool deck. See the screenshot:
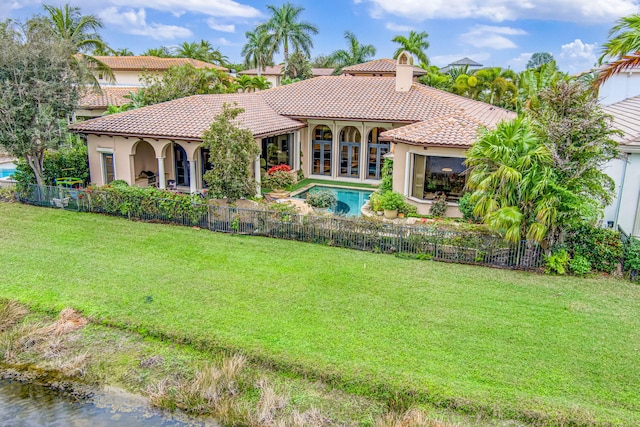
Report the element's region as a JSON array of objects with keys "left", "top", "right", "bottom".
[{"left": 290, "top": 183, "right": 376, "bottom": 198}]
